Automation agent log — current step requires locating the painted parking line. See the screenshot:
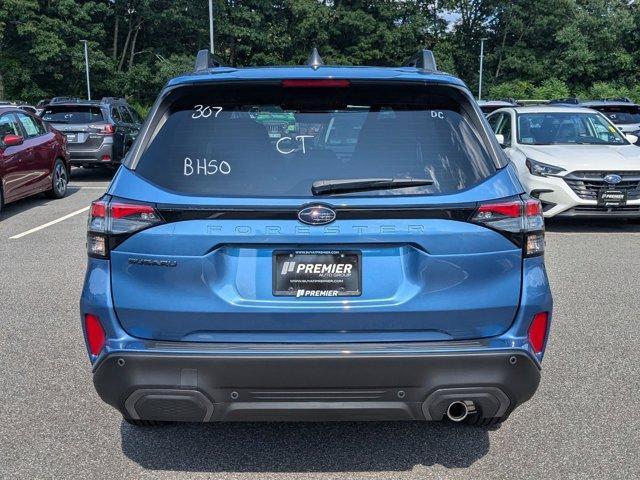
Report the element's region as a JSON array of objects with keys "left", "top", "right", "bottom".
[{"left": 9, "top": 206, "right": 90, "bottom": 240}]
